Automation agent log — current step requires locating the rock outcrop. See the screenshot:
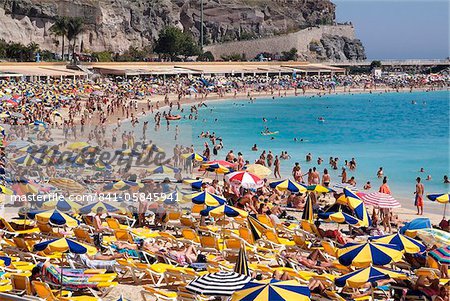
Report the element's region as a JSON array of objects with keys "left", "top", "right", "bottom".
[
  {"left": 0, "top": 0, "right": 365, "bottom": 61},
  {"left": 311, "top": 34, "right": 366, "bottom": 61}
]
